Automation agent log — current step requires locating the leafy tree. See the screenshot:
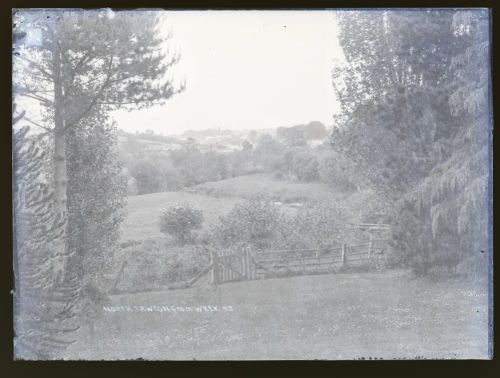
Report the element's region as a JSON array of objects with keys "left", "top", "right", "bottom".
[
  {"left": 228, "top": 147, "right": 255, "bottom": 176},
  {"left": 318, "top": 150, "right": 360, "bottom": 192},
  {"left": 407, "top": 10, "right": 491, "bottom": 276},
  {"left": 303, "top": 121, "right": 328, "bottom": 140},
  {"left": 331, "top": 10, "right": 490, "bottom": 275},
  {"left": 203, "top": 151, "right": 230, "bottom": 182},
  {"left": 65, "top": 109, "right": 127, "bottom": 292},
  {"left": 332, "top": 10, "right": 461, "bottom": 197},
  {"left": 13, "top": 9, "right": 183, "bottom": 281},
  {"left": 159, "top": 205, "right": 204, "bottom": 245},
  {"left": 169, "top": 145, "right": 206, "bottom": 186},
  {"left": 212, "top": 199, "right": 283, "bottom": 250},
  {"left": 277, "top": 126, "right": 307, "bottom": 147},
  {"left": 286, "top": 201, "right": 354, "bottom": 251},
  {"left": 130, "top": 158, "right": 166, "bottom": 194},
  {"left": 157, "top": 158, "right": 184, "bottom": 191},
  {"left": 253, "top": 134, "right": 285, "bottom": 172},
  {"left": 254, "top": 133, "right": 284, "bottom": 156},
  {"left": 285, "top": 149, "right": 320, "bottom": 182}
]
